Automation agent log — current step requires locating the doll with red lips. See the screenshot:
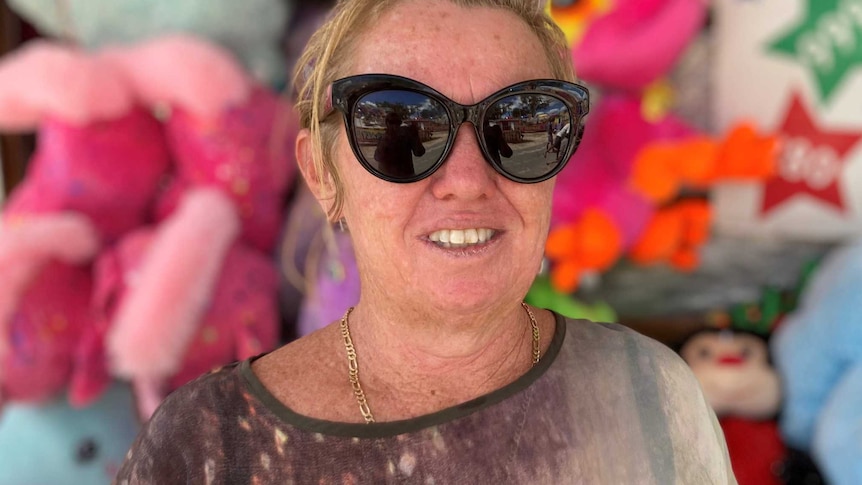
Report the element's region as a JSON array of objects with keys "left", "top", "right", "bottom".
[{"left": 679, "top": 327, "right": 786, "bottom": 485}]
